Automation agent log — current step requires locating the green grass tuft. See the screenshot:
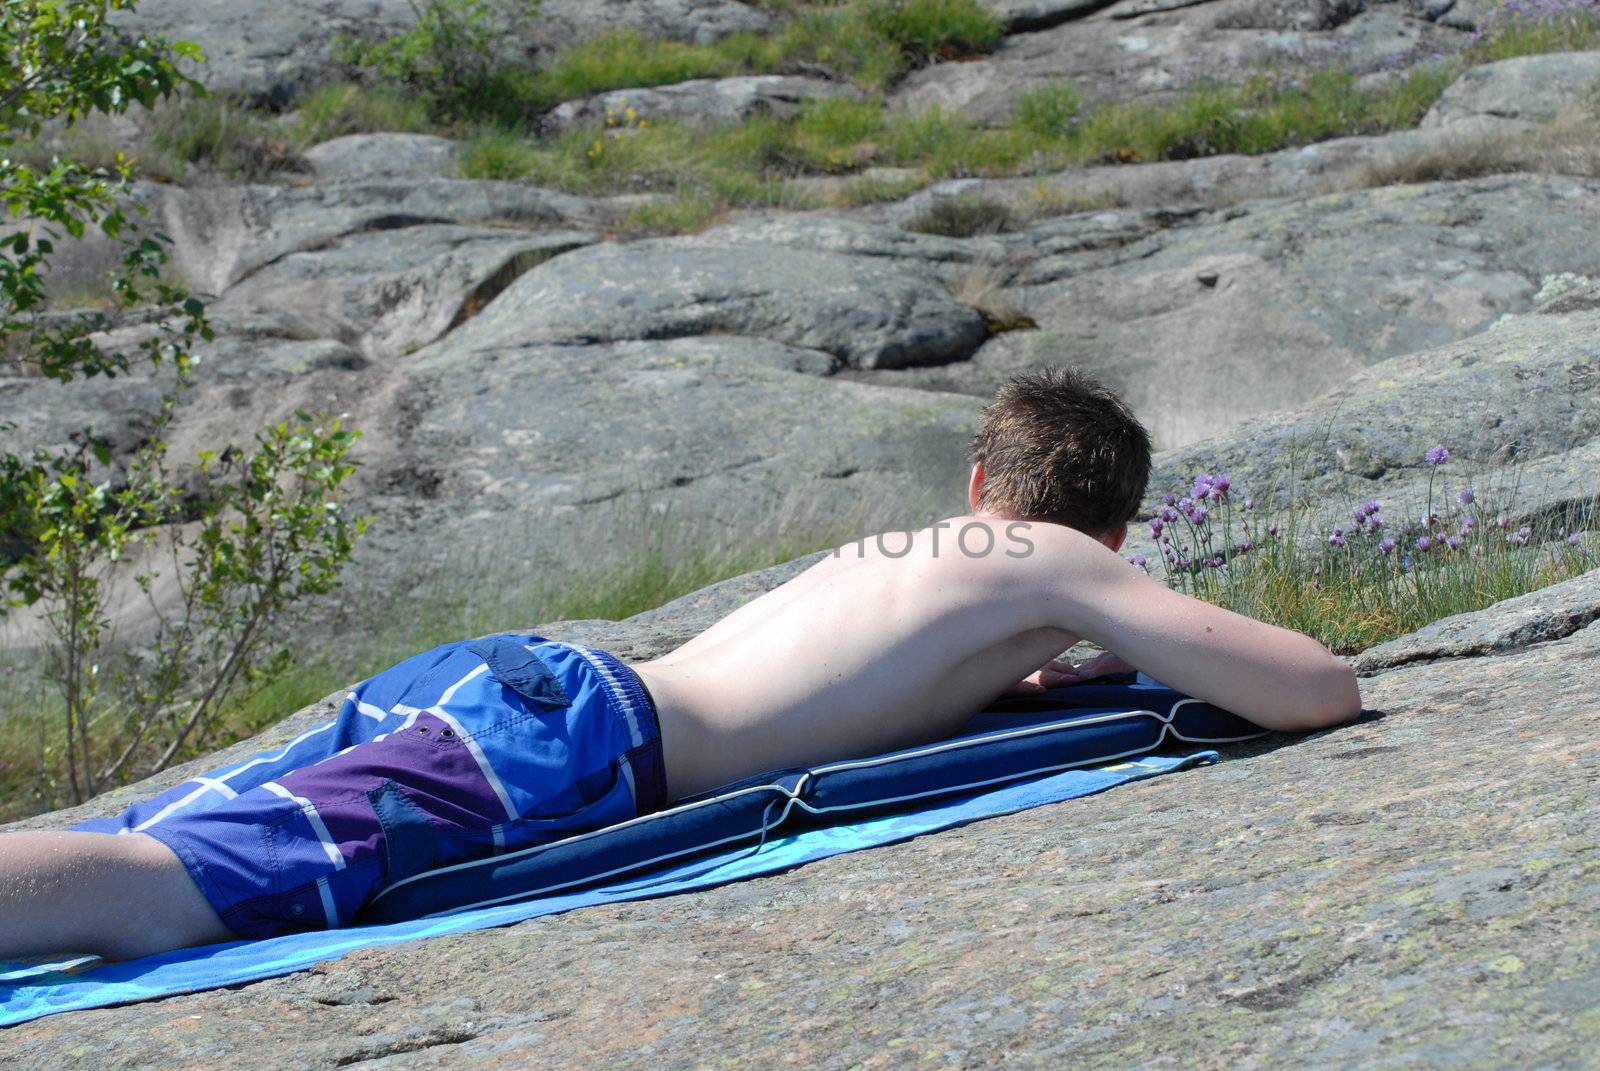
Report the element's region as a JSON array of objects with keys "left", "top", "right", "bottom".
[
  {"left": 1145, "top": 461, "right": 1600, "bottom": 655},
  {"left": 459, "top": 56, "right": 1474, "bottom": 231},
  {"left": 1464, "top": 3, "right": 1600, "bottom": 63},
  {"left": 293, "top": 82, "right": 436, "bottom": 145},
  {"left": 906, "top": 191, "right": 1018, "bottom": 236},
  {"left": 148, "top": 95, "right": 309, "bottom": 181},
  {"left": 862, "top": 0, "right": 1003, "bottom": 61}
]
